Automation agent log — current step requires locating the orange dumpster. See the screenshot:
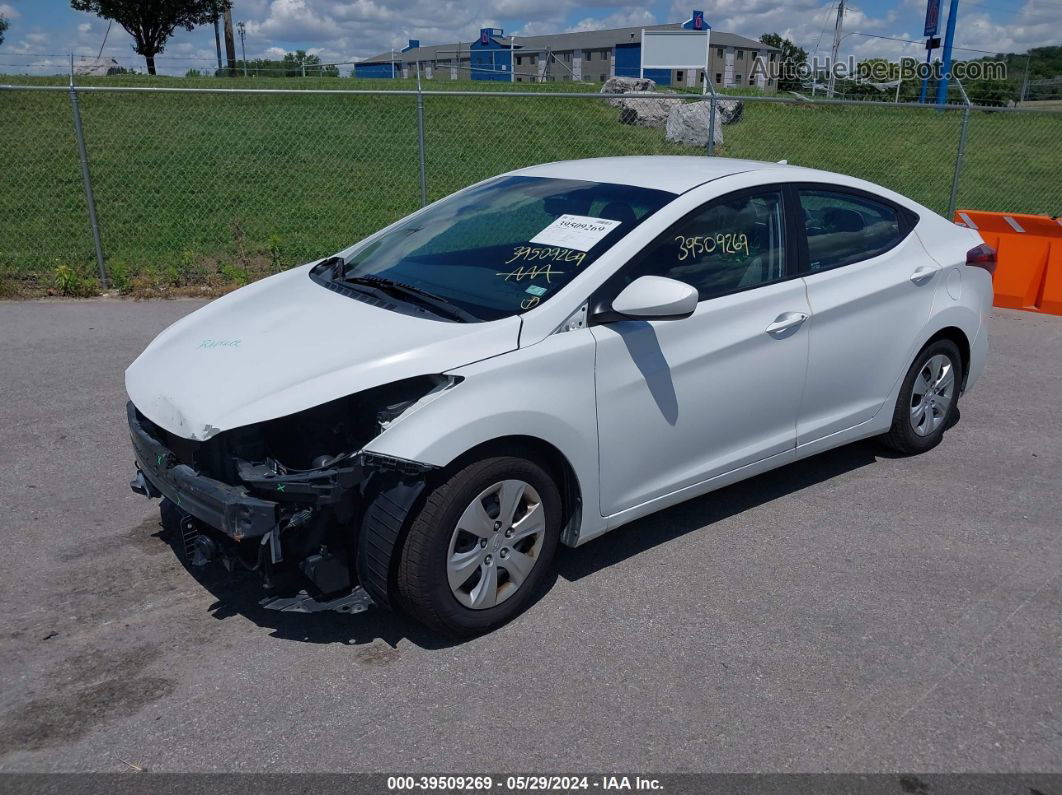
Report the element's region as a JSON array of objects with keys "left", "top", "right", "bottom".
[{"left": 954, "top": 210, "right": 1062, "bottom": 315}]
